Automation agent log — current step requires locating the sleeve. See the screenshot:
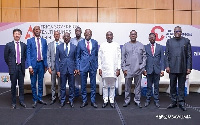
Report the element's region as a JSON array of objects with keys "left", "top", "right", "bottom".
[
  {"left": 121, "top": 44, "right": 127, "bottom": 71},
  {"left": 186, "top": 39, "right": 192, "bottom": 70},
  {"left": 165, "top": 39, "right": 170, "bottom": 68},
  {"left": 76, "top": 42, "right": 81, "bottom": 70},
  {"left": 47, "top": 43, "right": 51, "bottom": 68},
  {"left": 4, "top": 43, "right": 9, "bottom": 65},
  {"left": 26, "top": 39, "right": 32, "bottom": 68},
  {"left": 55, "top": 46, "right": 60, "bottom": 72},
  {"left": 139, "top": 44, "right": 147, "bottom": 69},
  {"left": 160, "top": 45, "right": 165, "bottom": 71},
  {"left": 43, "top": 39, "right": 48, "bottom": 68},
  {"left": 117, "top": 44, "right": 121, "bottom": 70},
  {"left": 98, "top": 44, "right": 102, "bottom": 70}
]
